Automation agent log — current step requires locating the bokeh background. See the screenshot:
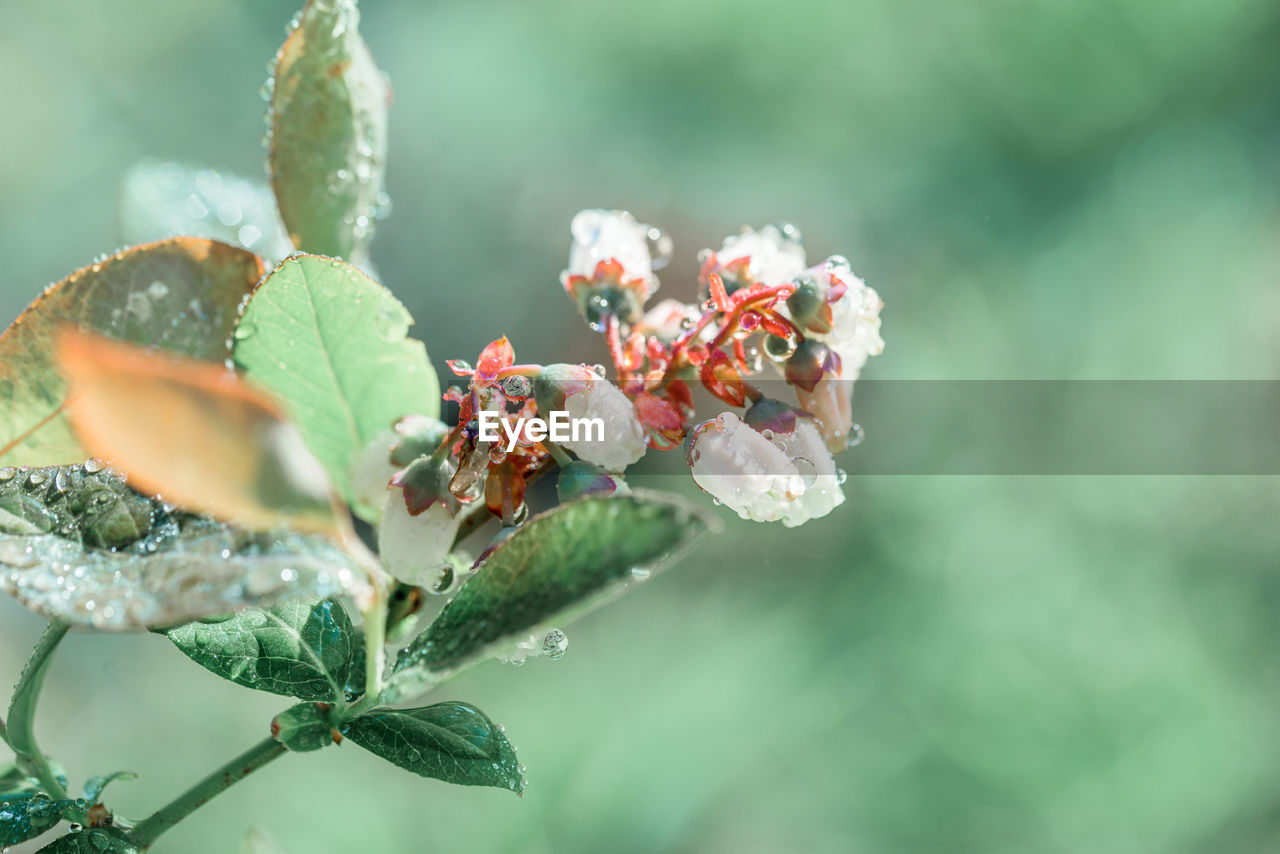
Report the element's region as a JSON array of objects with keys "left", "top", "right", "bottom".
[{"left": 3, "top": 0, "right": 1280, "bottom": 851}]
